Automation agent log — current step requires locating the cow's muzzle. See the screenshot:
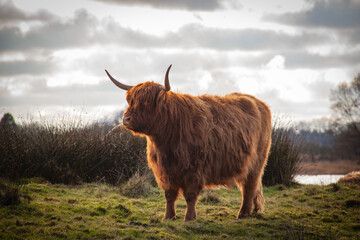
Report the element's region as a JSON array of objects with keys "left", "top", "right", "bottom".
[{"left": 122, "top": 116, "right": 131, "bottom": 126}]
